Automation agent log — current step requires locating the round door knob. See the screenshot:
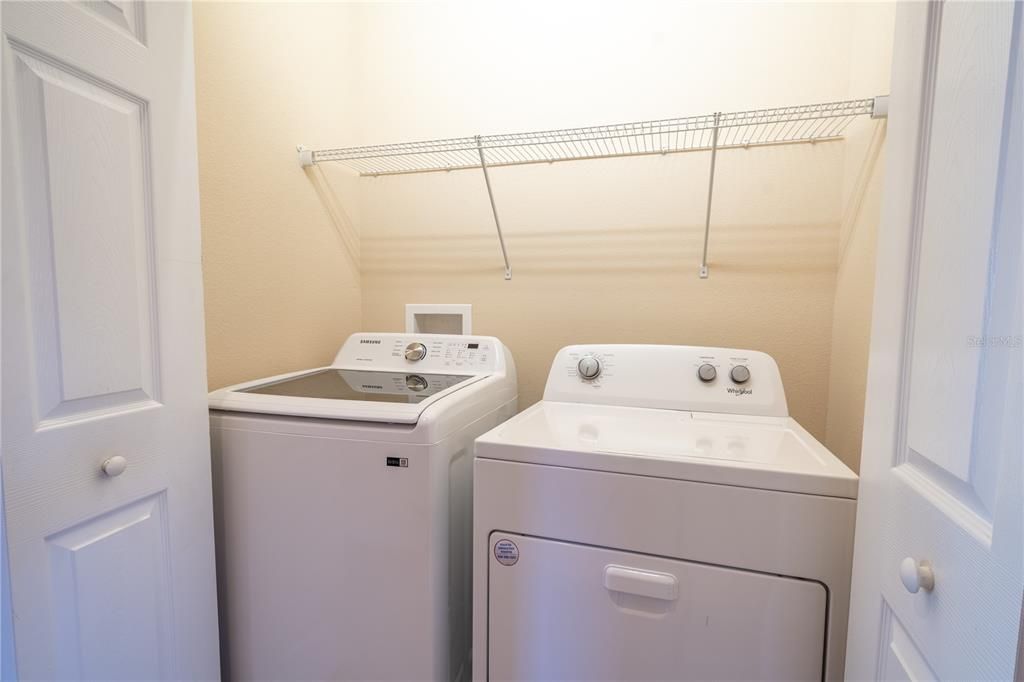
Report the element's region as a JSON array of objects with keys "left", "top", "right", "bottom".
[
  {"left": 697, "top": 363, "right": 717, "bottom": 382},
  {"left": 577, "top": 356, "right": 601, "bottom": 380},
  {"left": 404, "top": 342, "right": 427, "bottom": 361},
  {"left": 730, "top": 365, "right": 751, "bottom": 384},
  {"left": 101, "top": 456, "right": 128, "bottom": 478},
  {"left": 899, "top": 557, "right": 935, "bottom": 593},
  {"left": 405, "top": 374, "right": 428, "bottom": 392}
]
